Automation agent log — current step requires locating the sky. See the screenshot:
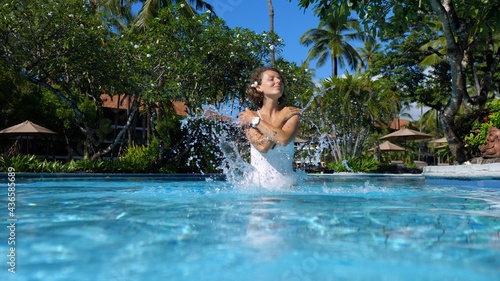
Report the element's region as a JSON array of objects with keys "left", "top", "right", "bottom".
[{"left": 210, "top": 0, "right": 333, "bottom": 80}]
